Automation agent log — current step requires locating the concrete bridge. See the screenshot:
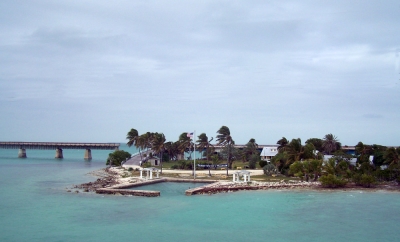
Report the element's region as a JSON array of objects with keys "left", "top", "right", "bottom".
[{"left": 0, "top": 142, "right": 120, "bottom": 160}]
